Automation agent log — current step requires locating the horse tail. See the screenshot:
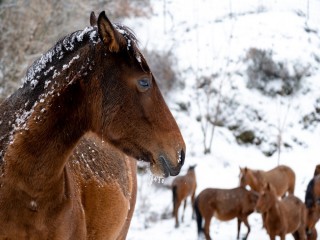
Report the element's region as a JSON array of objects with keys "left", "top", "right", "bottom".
[
  {"left": 305, "top": 178, "right": 315, "bottom": 208},
  {"left": 194, "top": 196, "right": 203, "bottom": 235},
  {"left": 289, "top": 167, "right": 296, "bottom": 195},
  {"left": 172, "top": 185, "right": 177, "bottom": 216}
]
